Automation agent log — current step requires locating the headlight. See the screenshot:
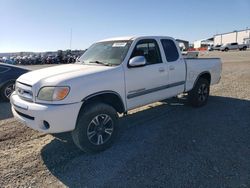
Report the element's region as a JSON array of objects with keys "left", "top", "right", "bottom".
[{"left": 37, "top": 86, "right": 70, "bottom": 101}]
